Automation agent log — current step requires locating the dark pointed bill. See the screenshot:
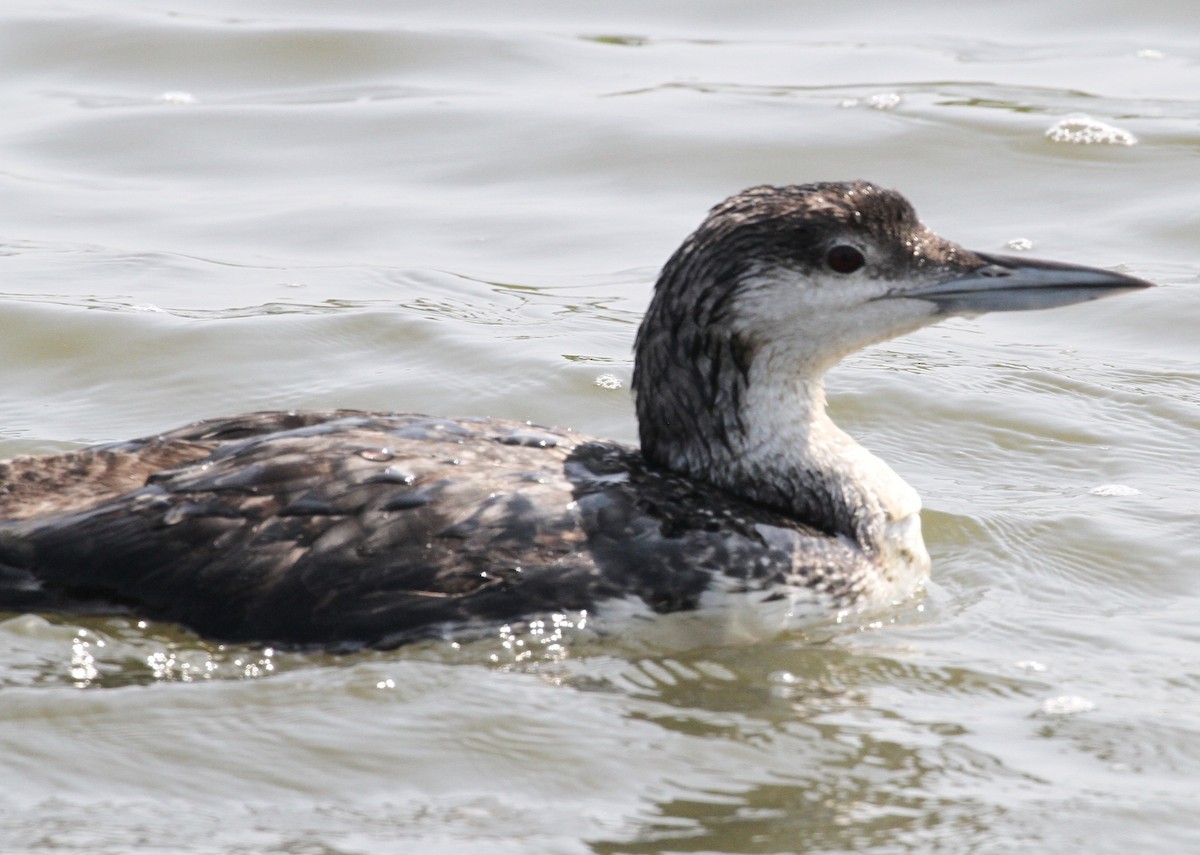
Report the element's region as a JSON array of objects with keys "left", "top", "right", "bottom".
[{"left": 899, "top": 252, "right": 1153, "bottom": 314}]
